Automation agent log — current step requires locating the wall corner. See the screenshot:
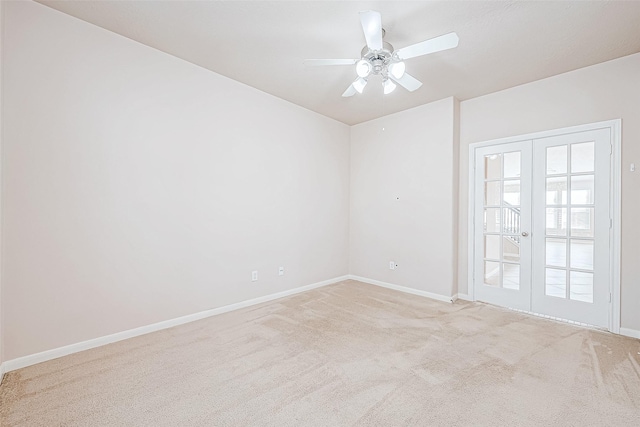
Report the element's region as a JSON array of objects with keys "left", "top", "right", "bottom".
[{"left": 451, "top": 97, "right": 461, "bottom": 297}]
